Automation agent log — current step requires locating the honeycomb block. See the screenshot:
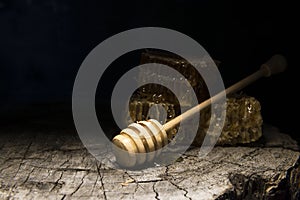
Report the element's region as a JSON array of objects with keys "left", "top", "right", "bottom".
[
  {"left": 128, "top": 95, "right": 263, "bottom": 146},
  {"left": 192, "top": 95, "right": 263, "bottom": 146},
  {"left": 128, "top": 50, "right": 263, "bottom": 146}
]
